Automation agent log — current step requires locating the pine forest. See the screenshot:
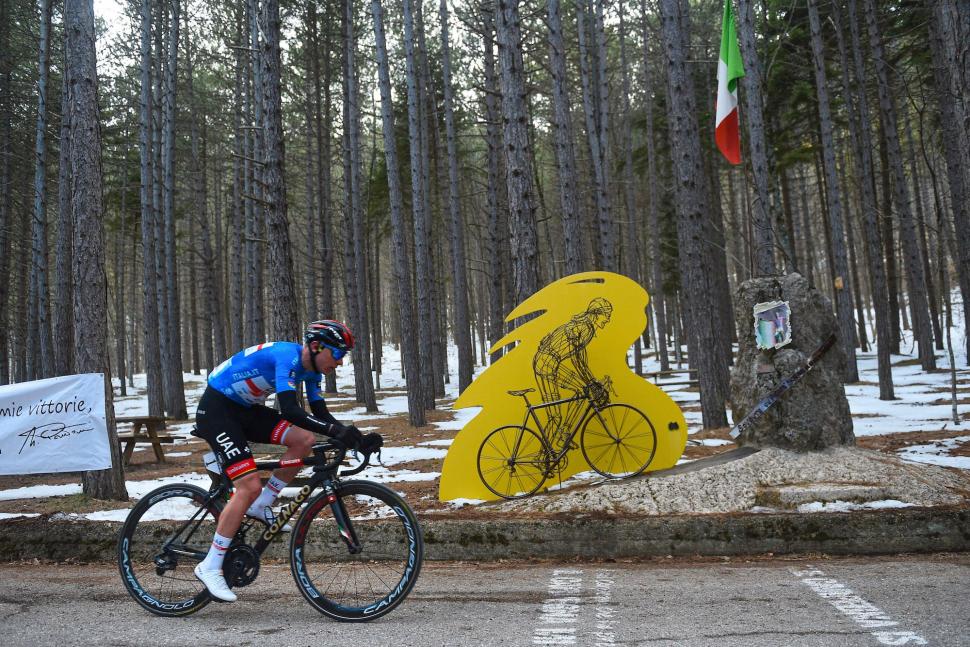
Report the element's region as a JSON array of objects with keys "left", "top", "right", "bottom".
[{"left": 1, "top": 0, "right": 968, "bottom": 440}]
